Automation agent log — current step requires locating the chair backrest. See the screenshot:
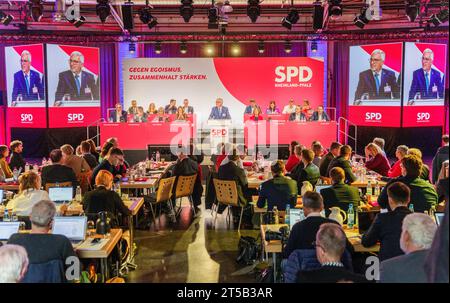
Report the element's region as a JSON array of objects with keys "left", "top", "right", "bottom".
[
  {"left": 175, "top": 174, "right": 197, "bottom": 198},
  {"left": 45, "top": 182, "right": 73, "bottom": 192},
  {"left": 78, "top": 170, "right": 93, "bottom": 194},
  {"left": 22, "top": 259, "right": 65, "bottom": 283},
  {"left": 156, "top": 176, "right": 176, "bottom": 203},
  {"left": 213, "top": 178, "right": 239, "bottom": 207}
]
